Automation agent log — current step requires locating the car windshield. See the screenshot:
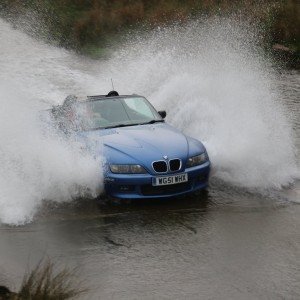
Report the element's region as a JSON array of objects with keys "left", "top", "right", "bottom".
[{"left": 70, "top": 96, "right": 163, "bottom": 131}]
